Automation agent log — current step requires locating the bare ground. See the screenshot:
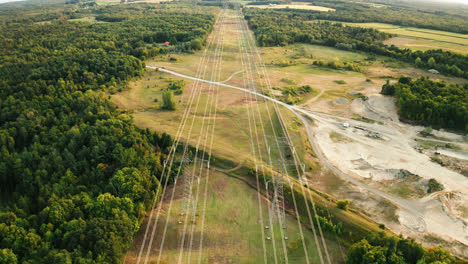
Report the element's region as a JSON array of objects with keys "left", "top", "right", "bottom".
[{"left": 304, "top": 91, "right": 468, "bottom": 258}]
